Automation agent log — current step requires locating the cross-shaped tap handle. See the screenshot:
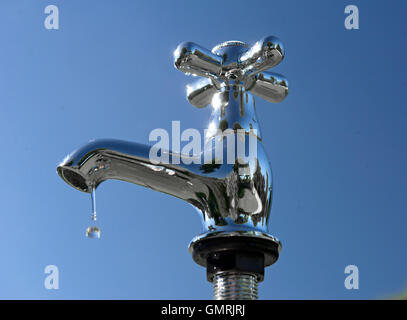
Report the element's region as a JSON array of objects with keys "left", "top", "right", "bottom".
[{"left": 174, "top": 36, "right": 289, "bottom": 108}]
